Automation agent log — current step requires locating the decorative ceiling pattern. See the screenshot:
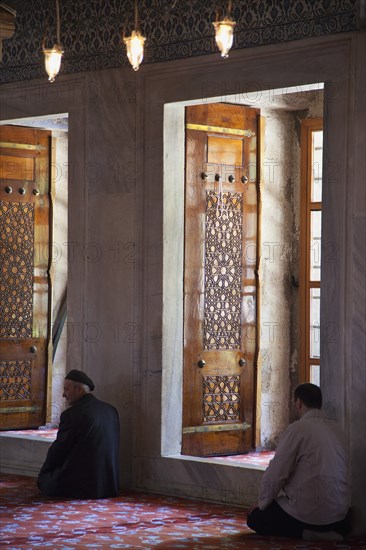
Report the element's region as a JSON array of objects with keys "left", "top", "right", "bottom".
[{"left": 0, "top": 0, "right": 359, "bottom": 84}]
